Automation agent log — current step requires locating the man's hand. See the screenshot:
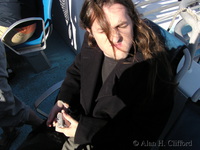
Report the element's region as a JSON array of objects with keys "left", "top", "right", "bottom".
[
  {"left": 47, "top": 100, "right": 69, "bottom": 127},
  {"left": 54, "top": 110, "right": 78, "bottom": 137}
]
